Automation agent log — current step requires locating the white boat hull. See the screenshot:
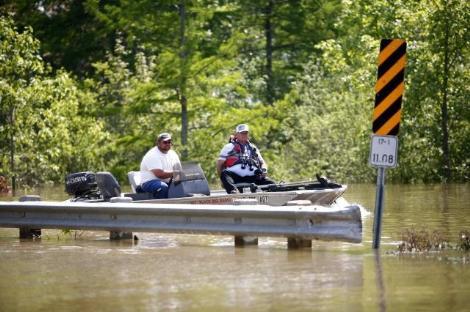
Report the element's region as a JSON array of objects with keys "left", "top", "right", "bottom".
[{"left": 134, "top": 186, "right": 347, "bottom": 206}]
